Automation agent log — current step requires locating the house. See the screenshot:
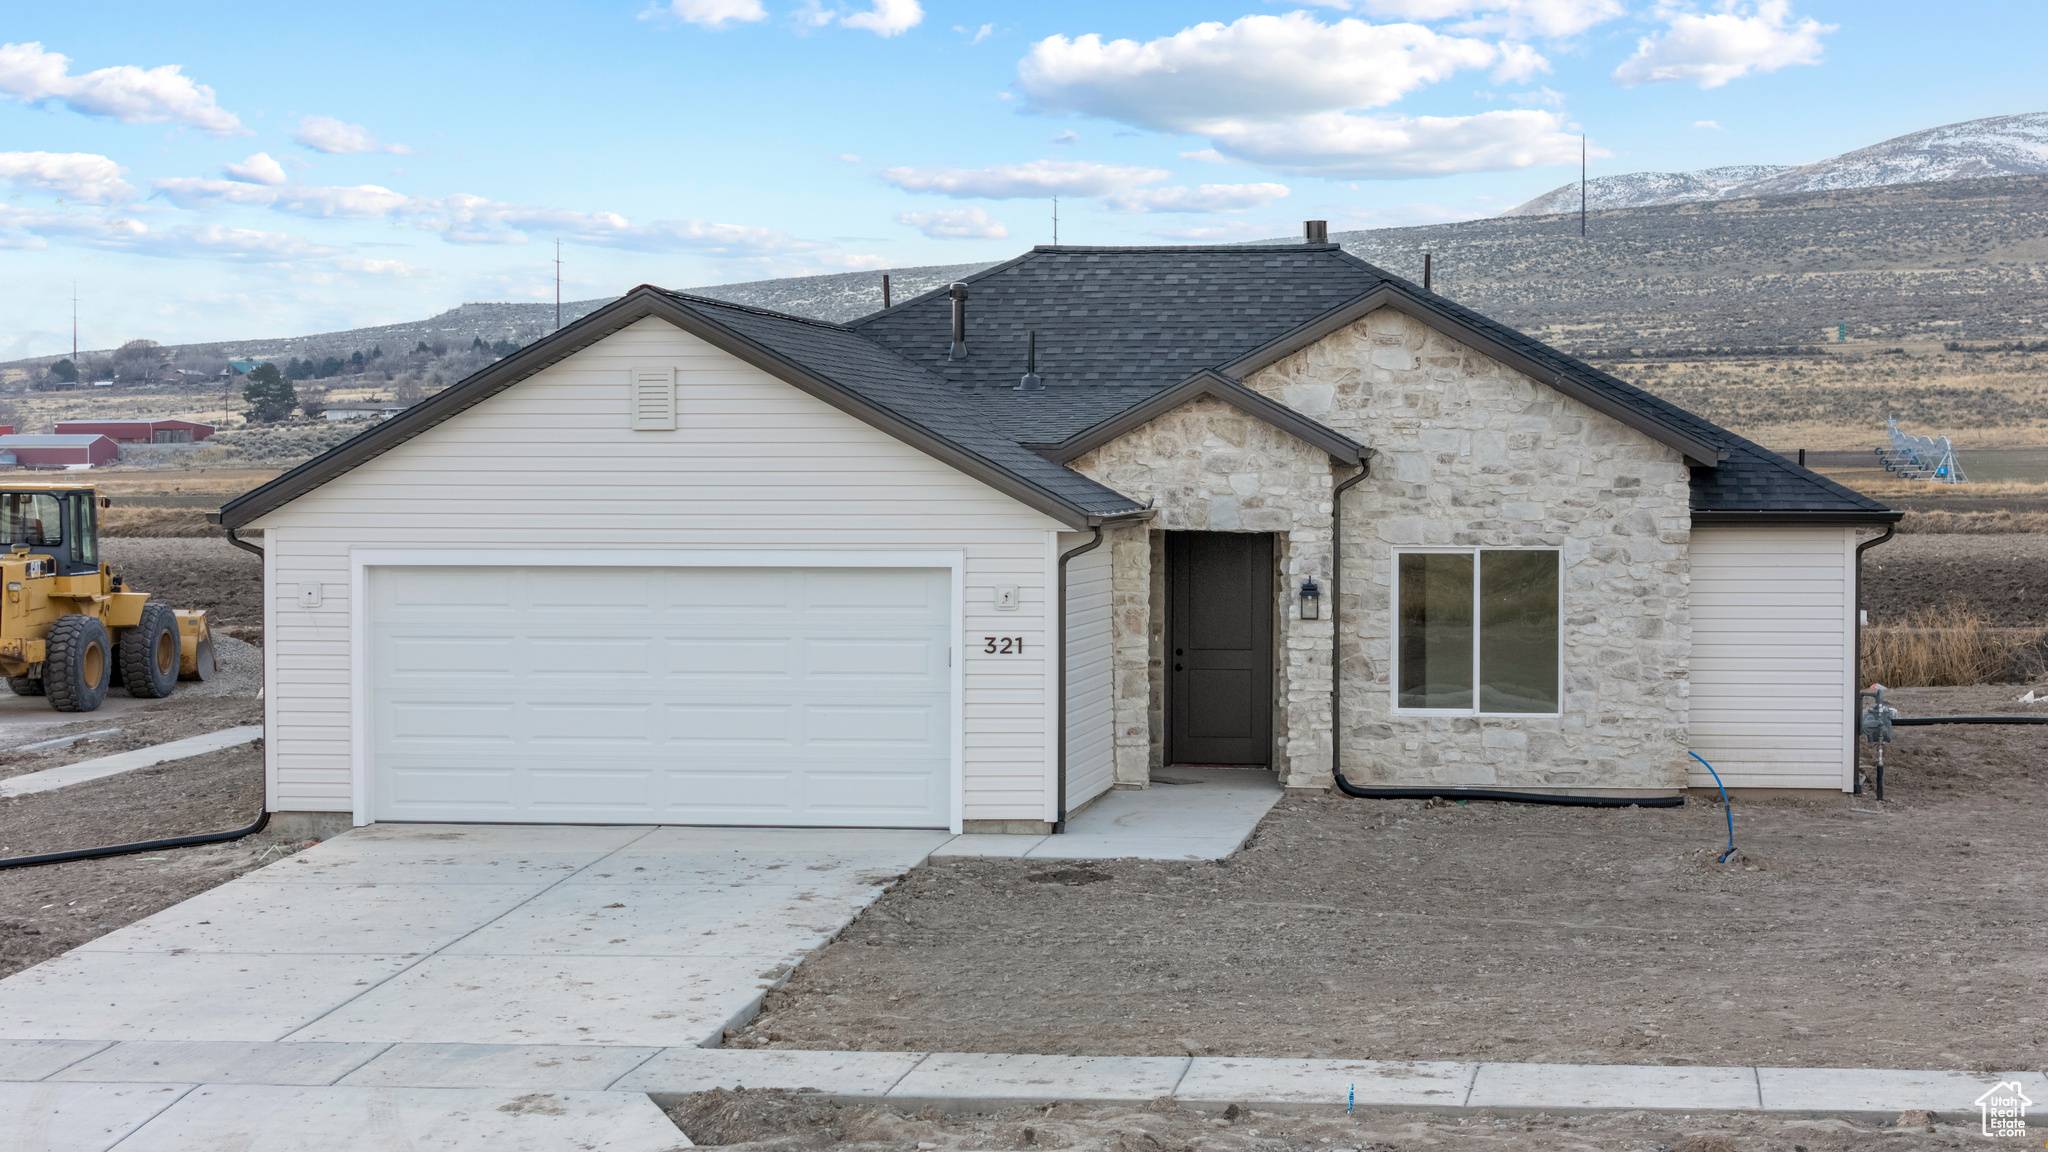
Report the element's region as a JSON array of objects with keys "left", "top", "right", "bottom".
[
  {"left": 220, "top": 361, "right": 265, "bottom": 379},
  {"left": 321, "top": 403, "right": 409, "bottom": 421},
  {"left": 53, "top": 418, "right": 216, "bottom": 444},
  {"left": 0, "top": 433, "right": 119, "bottom": 469},
  {"left": 217, "top": 232, "right": 1899, "bottom": 835}
]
